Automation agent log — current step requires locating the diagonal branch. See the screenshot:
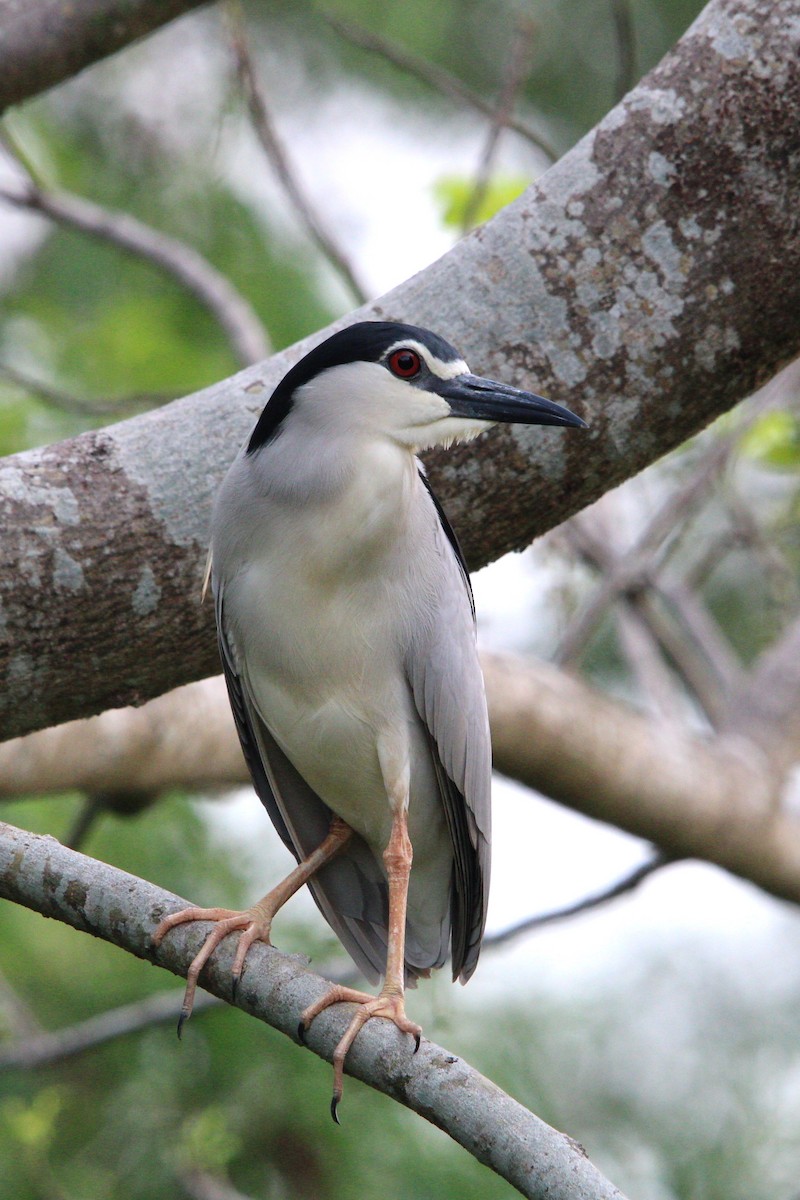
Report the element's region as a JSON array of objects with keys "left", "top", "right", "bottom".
[
  {"left": 0, "top": 0, "right": 210, "bottom": 115},
  {"left": 609, "top": 0, "right": 637, "bottom": 101},
  {"left": 460, "top": 15, "right": 538, "bottom": 233},
  {"left": 484, "top": 853, "right": 670, "bottom": 950},
  {"left": 0, "top": 361, "right": 179, "bottom": 416},
  {"left": 0, "top": 986, "right": 221, "bottom": 1070},
  {"left": 0, "top": 177, "right": 270, "bottom": 368},
  {"left": 321, "top": 12, "right": 558, "bottom": 162},
  {"left": 5, "top": 653, "right": 800, "bottom": 912},
  {"left": 225, "top": 4, "right": 368, "bottom": 305},
  {"left": 0, "top": 820, "right": 628, "bottom": 1200},
  {"left": 2, "top": 0, "right": 800, "bottom": 740},
  {"left": 562, "top": 510, "right": 739, "bottom": 724}
]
